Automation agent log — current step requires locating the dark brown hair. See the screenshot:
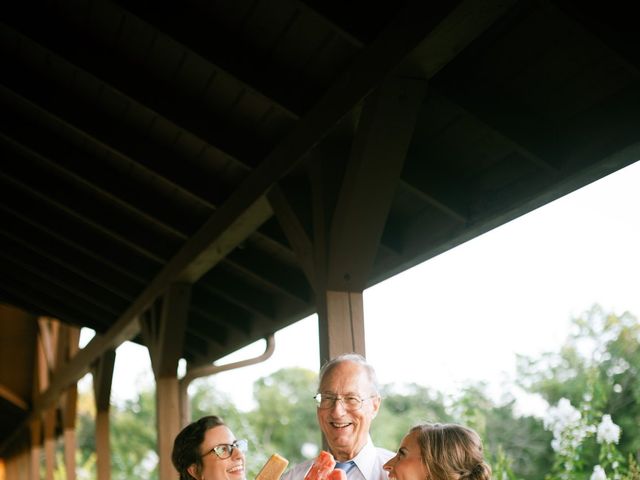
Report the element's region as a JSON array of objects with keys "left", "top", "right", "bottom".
[{"left": 172, "top": 415, "right": 226, "bottom": 480}]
